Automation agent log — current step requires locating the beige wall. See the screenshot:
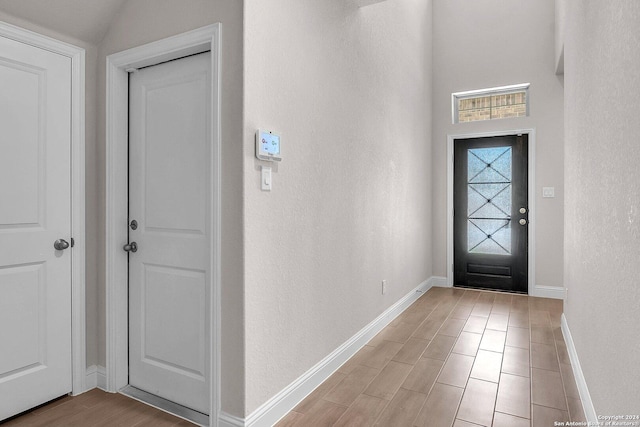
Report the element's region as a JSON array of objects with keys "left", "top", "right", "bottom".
[
  {"left": 243, "top": 0, "right": 433, "bottom": 413},
  {"left": 564, "top": 0, "right": 640, "bottom": 414},
  {"left": 94, "top": 0, "right": 245, "bottom": 416},
  {"left": 432, "top": 0, "right": 565, "bottom": 290}
]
